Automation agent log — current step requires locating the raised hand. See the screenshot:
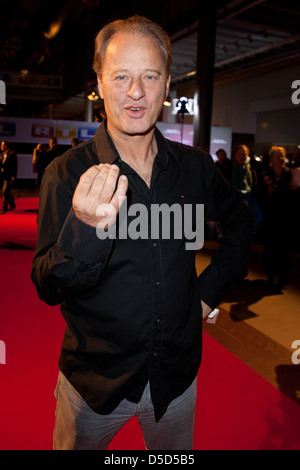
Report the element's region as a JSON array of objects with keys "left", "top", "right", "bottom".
[{"left": 72, "top": 163, "right": 128, "bottom": 229}]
